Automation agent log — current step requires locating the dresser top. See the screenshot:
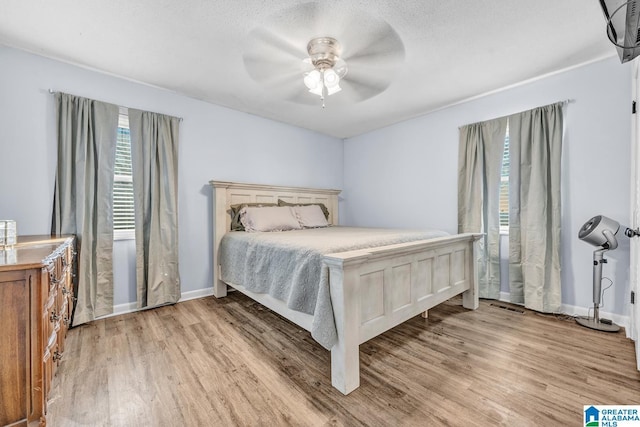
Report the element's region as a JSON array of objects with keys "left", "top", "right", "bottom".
[{"left": 0, "top": 235, "right": 74, "bottom": 272}]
